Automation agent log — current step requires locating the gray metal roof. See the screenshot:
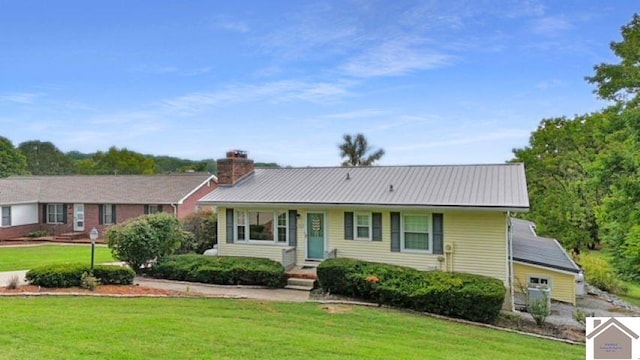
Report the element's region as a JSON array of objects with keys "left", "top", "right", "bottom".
[
  {"left": 200, "top": 164, "right": 529, "bottom": 209},
  {"left": 0, "top": 173, "right": 215, "bottom": 205},
  {"left": 511, "top": 218, "right": 580, "bottom": 273}
]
